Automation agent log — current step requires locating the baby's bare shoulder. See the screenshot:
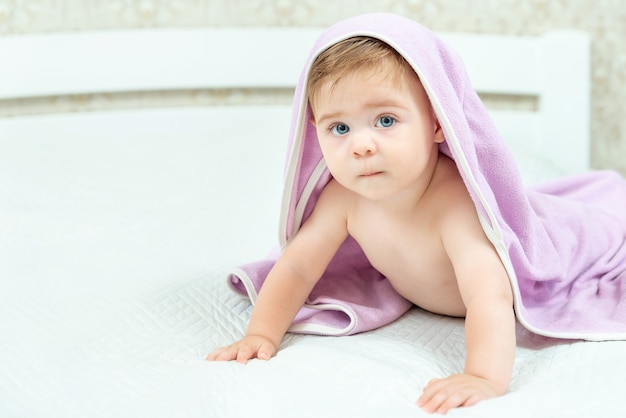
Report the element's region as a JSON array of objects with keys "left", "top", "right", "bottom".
[
  {"left": 312, "top": 178, "right": 358, "bottom": 222},
  {"left": 429, "top": 158, "right": 492, "bottom": 247},
  {"left": 429, "top": 157, "right": 474, "bottom": 212}
]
